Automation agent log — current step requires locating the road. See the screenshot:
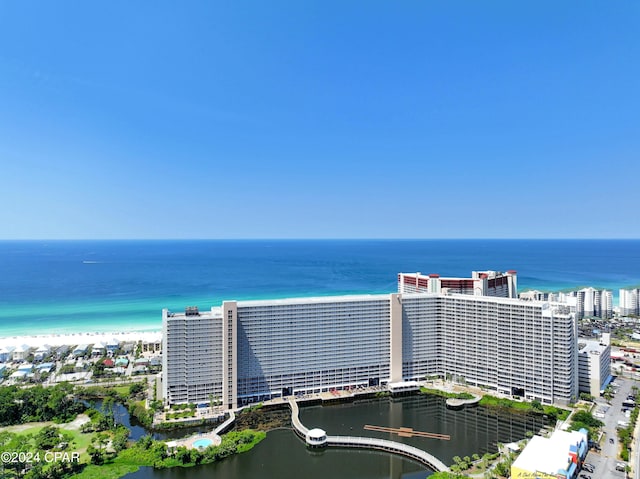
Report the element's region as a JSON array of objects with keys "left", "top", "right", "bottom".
[
  {"left": 634, "top": 404, "right": 640, "bottom": 479},
  {"left": 583, "top": 377, "right": 636, "bottom": 479}
]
